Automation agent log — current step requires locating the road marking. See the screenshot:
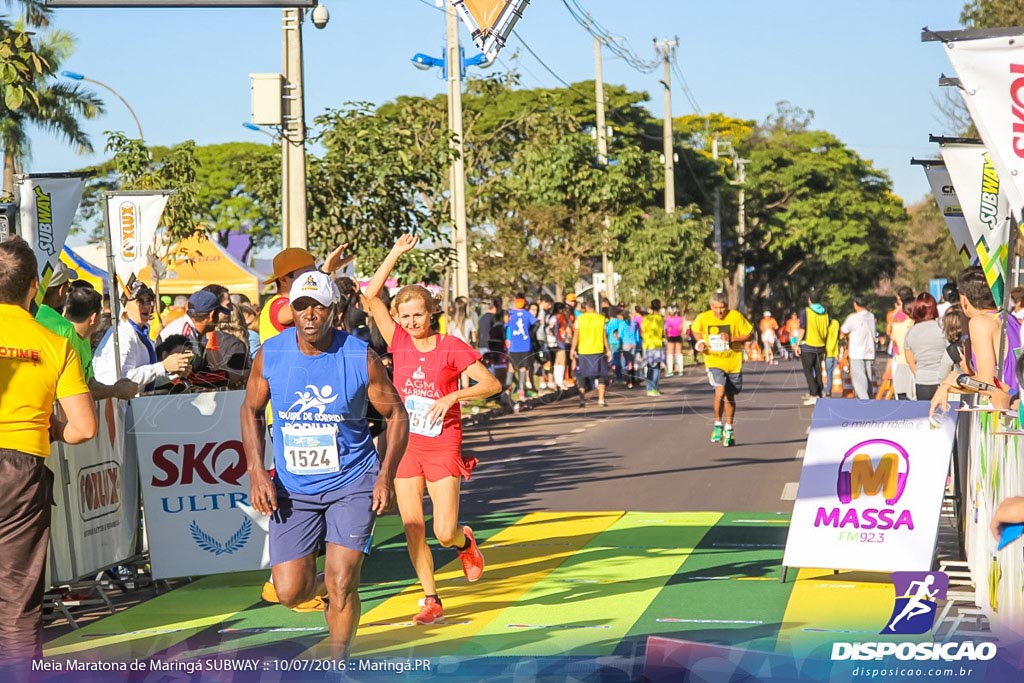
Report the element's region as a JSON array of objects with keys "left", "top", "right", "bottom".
[
  {"left": 656, "top": 618, "right": 764, "bottom": 625},
  {"left": 543, "top": 440, "right": 558, "bottom": 446},
  {"left": 711, "top": 542, "right": 785, "bottom": 549},
  {"left": 795, "top": 449, "right": 805, "bottom": 460},
  {"left": 507, "top": 624, "right": 611, "bottom": 630},
  {"left": 570, "top": 427, "right": 586, "bottom": 434},
  {"left": 781, "top": 482, "right": 799, "bottom": 500},
  {"left": 219, "top": 627, "right": 327, "bottom": 634},
  {"left": 733, "top": 519, "right": 789, "bottom": 524}
]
